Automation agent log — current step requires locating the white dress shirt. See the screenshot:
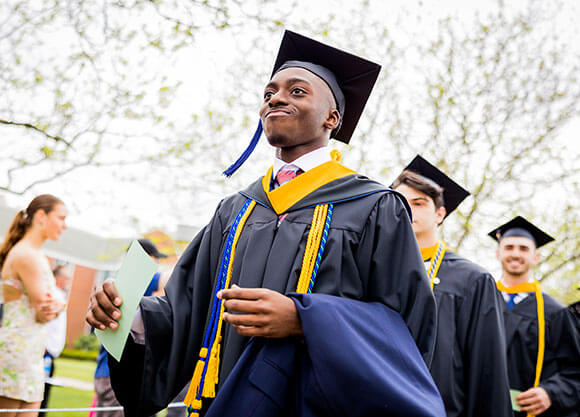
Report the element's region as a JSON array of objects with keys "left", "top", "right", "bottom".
[
  {"left": 272, "top": 146, "right": 331, "bottom": 182},
  {"left": 499, "top": 279, "right": 533, "bottom": 305},
  {"left": 45, "top": 287, "right": 67, "bottom": 357}
]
